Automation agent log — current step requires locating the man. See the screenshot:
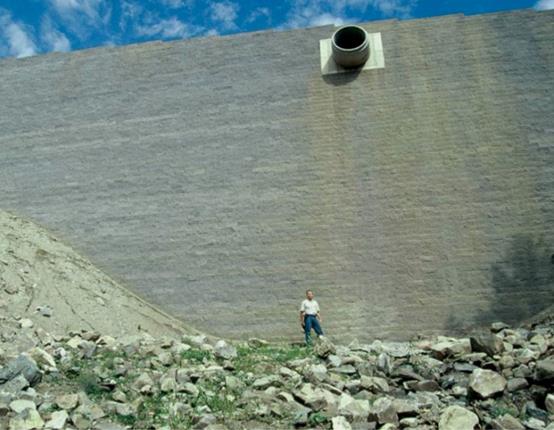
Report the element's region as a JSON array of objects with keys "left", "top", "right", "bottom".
[{"left": 299, "top": 289, "right": 324, "bottom": 345}]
